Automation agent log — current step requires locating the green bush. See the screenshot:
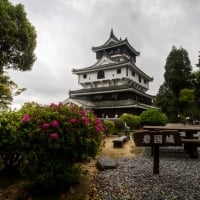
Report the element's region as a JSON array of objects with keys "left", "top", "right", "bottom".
[
  {"left": 120, "top": 113, "right": 141, "bottom": 129},
  {"left": 140, "top": 108, "right": 168, "bottom": 126},
  {"left": 112, "top": 118, "right": 125, "bottom": 132},
  {"left": 0, "top": 110, "right": 23, "bottom": 172},
  {"left": 103, "top": 119, "right": 115, "bottom": 135},
  {"left": 7, "top": 102, "right": 103, "bottom": 190}
]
